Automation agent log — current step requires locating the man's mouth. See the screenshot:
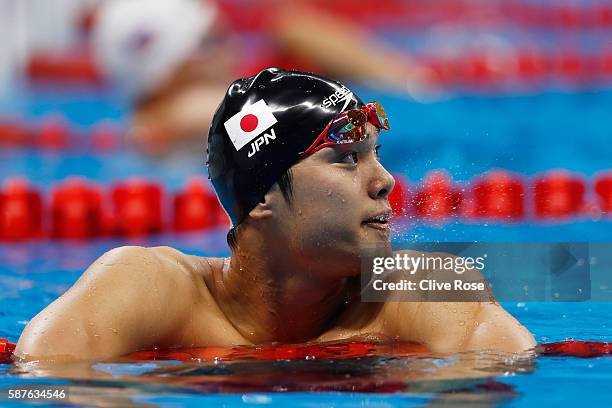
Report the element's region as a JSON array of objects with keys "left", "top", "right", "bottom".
[{"left": 362, "top": 211, "right": 392, "bottom": 230}]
